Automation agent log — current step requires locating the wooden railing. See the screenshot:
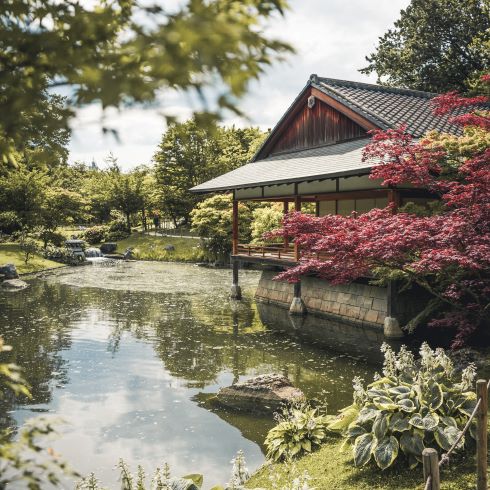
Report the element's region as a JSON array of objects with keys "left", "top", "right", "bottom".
[
  {"left": 422, "top": 379, "right": 488, "bottom": 490},
  {"left": 235, "top": 243, "right": 297, "bottom": 261}
]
